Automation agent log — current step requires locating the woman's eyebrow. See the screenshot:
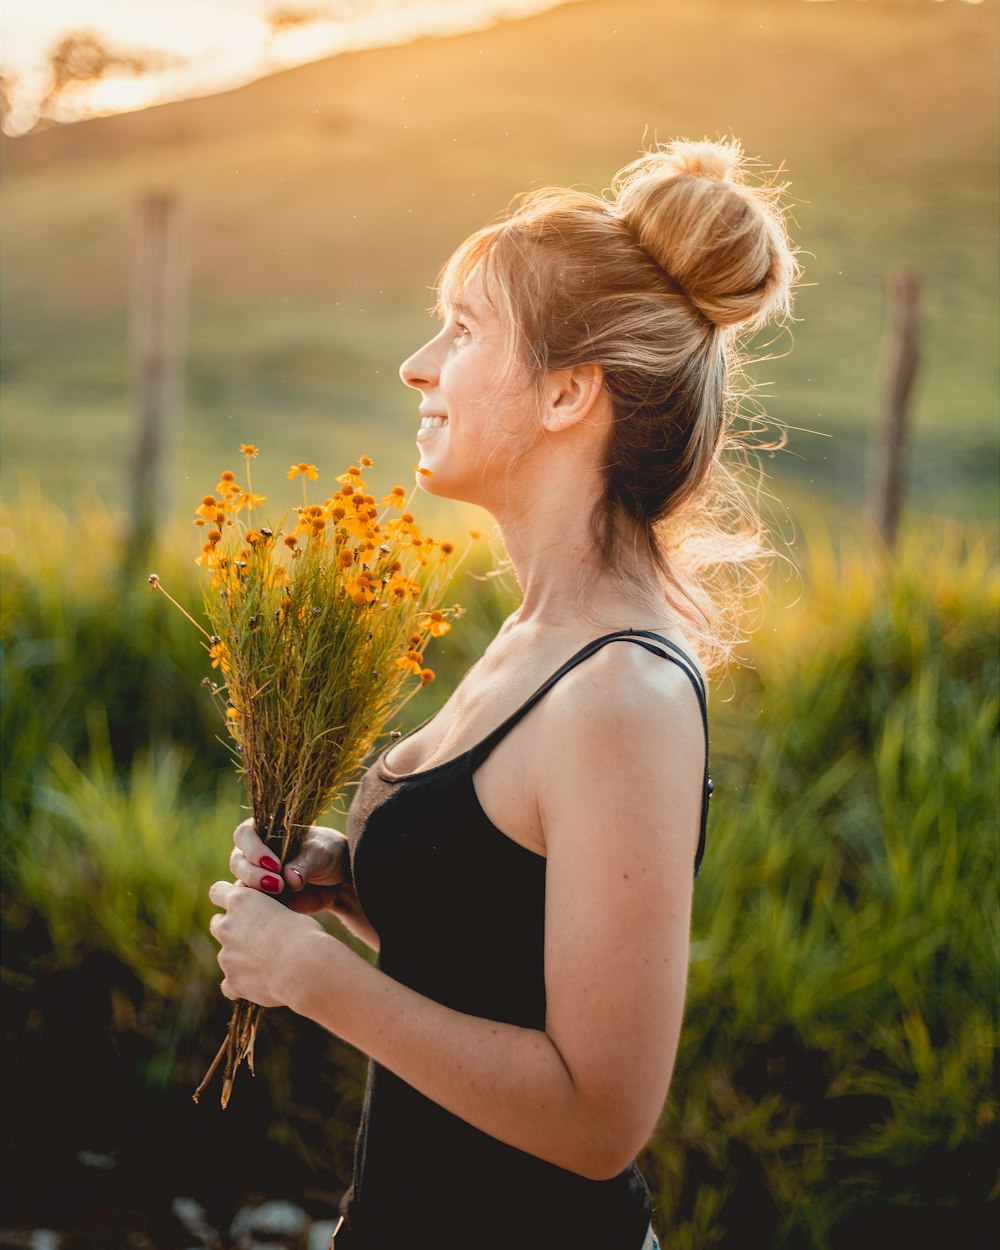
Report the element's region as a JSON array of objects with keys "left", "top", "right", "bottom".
[{"left": 449, "top": 300, "right": 481, "bottom": 324}]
